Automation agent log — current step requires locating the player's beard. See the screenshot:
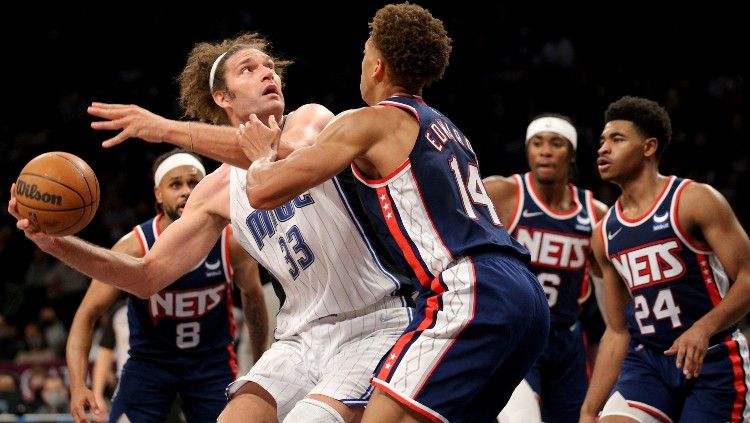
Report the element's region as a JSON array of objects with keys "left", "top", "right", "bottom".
[{"left": 163, "top": 204, "right": 182, "bottom": 222}]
